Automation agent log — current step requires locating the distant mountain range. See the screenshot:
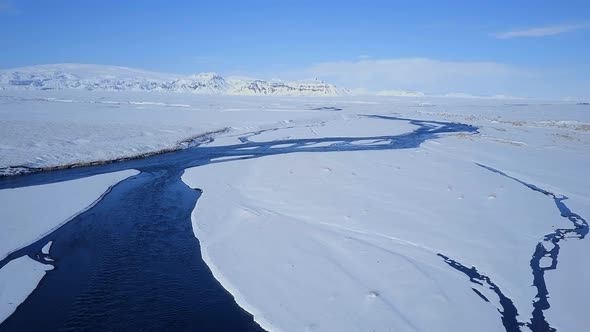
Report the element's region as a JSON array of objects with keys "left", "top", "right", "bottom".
[{"left": 0, "top": 64, "right": 346, "bottom": 96}]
